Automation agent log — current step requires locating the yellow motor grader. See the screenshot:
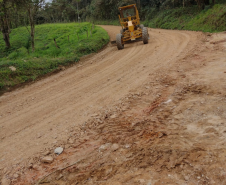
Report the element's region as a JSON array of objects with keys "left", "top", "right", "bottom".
[{"left": 112, "top": 4, "right": 149, "bottom": 50}]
